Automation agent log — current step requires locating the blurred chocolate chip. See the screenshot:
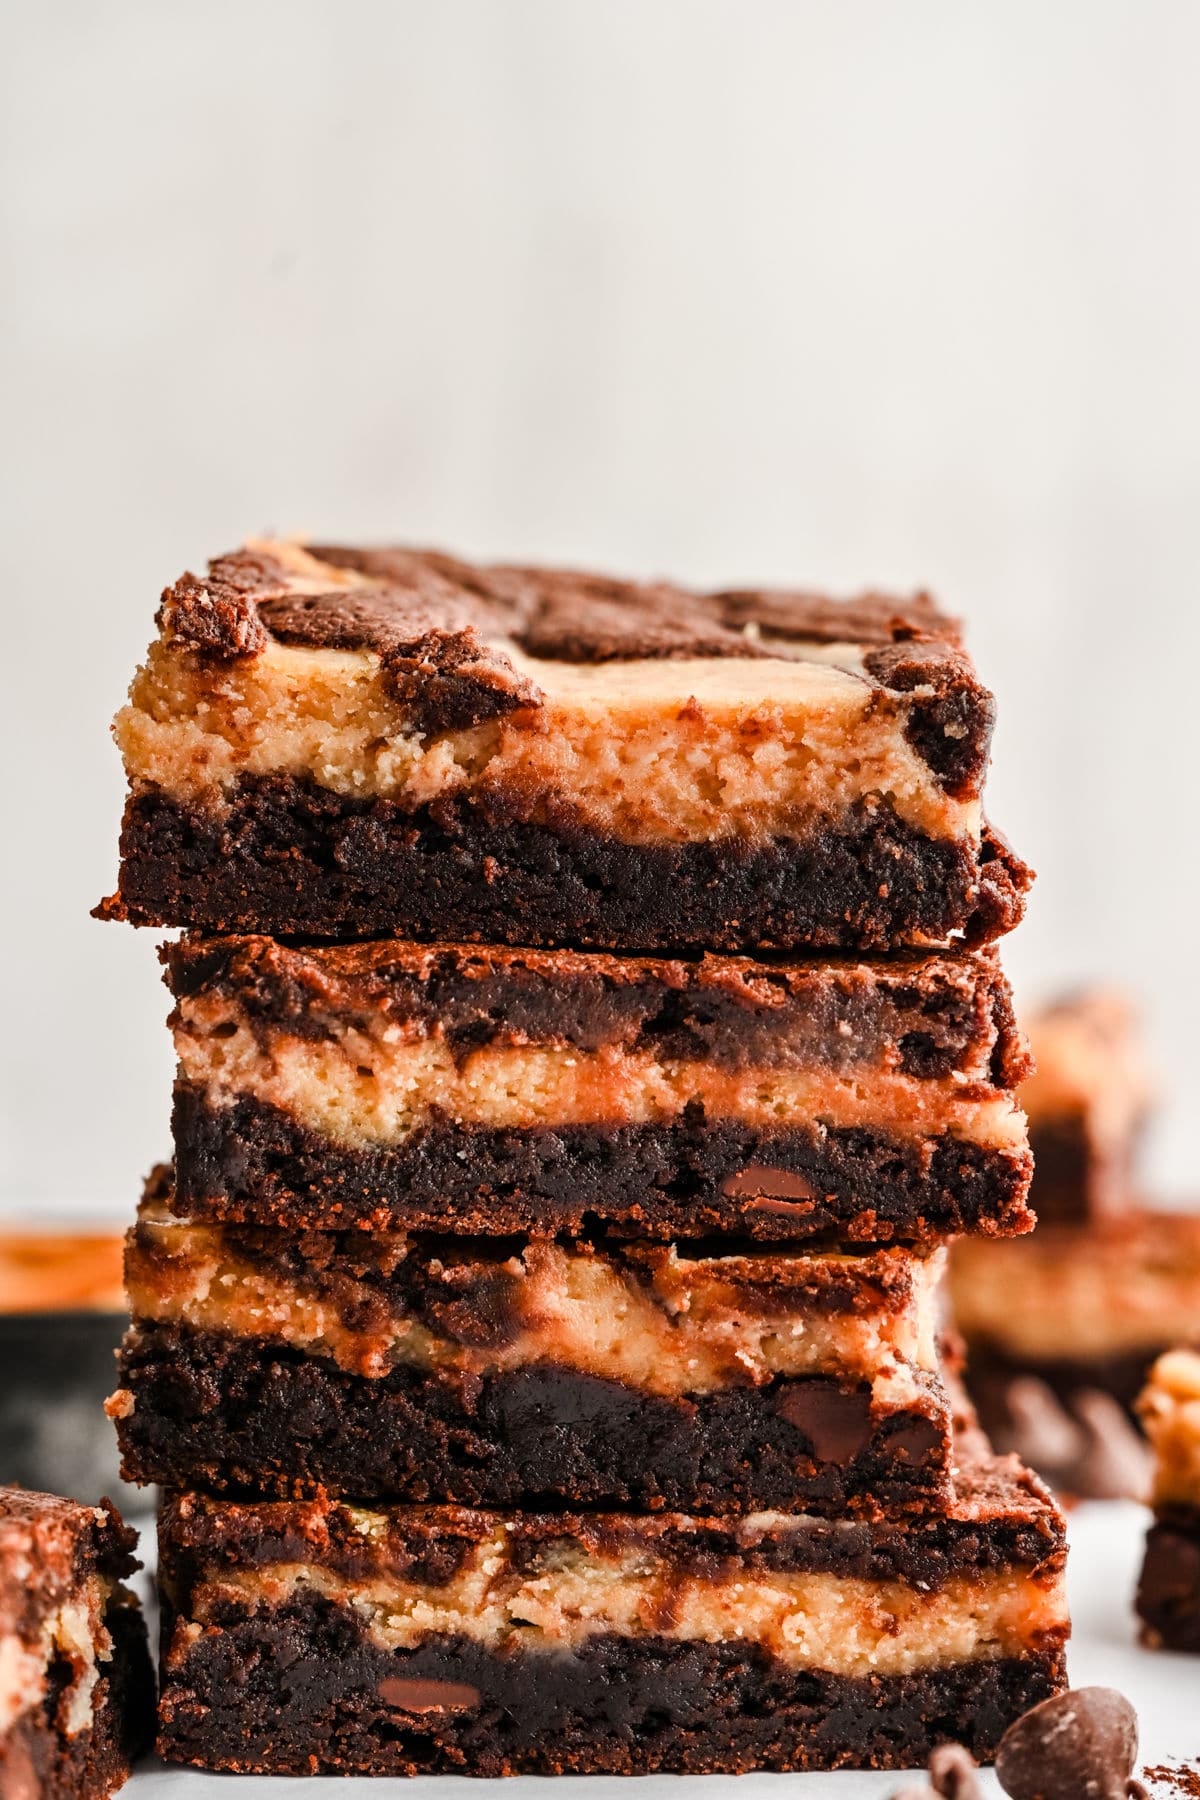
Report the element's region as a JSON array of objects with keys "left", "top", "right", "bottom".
[
  {"left": 996, "top": 1687, "right": 1139, "bottom": 1800},
  {"left": 930, "top": 1743, "right": 984, "bottom": 1800},
  {"left": 1070, "top": 1392, "right": 1152, "bottom": 1501},
  {"left": 1003, "top": 1377, "right": 1087, "bottom": 1472},
  {"left": 888, "top": 1740, "right": 981, "bottom": 1800}
]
